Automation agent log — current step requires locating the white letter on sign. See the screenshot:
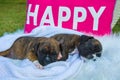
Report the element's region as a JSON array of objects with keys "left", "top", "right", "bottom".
[
  {"left": 73, "top": 7, "right": 87, "bottom": 30},
  {"left": 26, "top": 4, "right": 39, "bottom": 26},
  {"left": 88, "top": 7, "right": 106, "bottom": 31},
  {"left": 58, "top": 7, "right": 71, "bottom": 27},
  {"left": 40, "top": 6, "right": 55, "bottom": 26}
]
